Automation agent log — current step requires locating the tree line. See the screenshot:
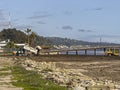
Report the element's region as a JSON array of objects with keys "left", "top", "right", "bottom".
[{"left": 0, "top": 28, "right": 51, "bottom": 48}]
